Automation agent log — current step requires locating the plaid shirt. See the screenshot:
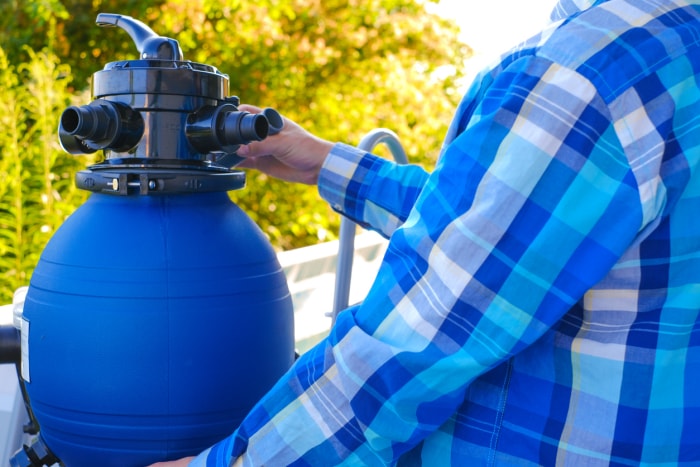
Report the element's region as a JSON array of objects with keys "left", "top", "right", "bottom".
[{"left": 193, "top": 0, "right": 700, "bottom": 464}]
